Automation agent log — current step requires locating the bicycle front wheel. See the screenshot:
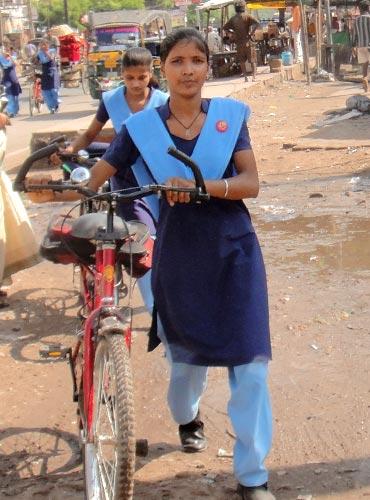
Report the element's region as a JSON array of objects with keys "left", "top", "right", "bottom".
[{"left": 84, "top": 334, "right": 135, "bottom": 500}]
